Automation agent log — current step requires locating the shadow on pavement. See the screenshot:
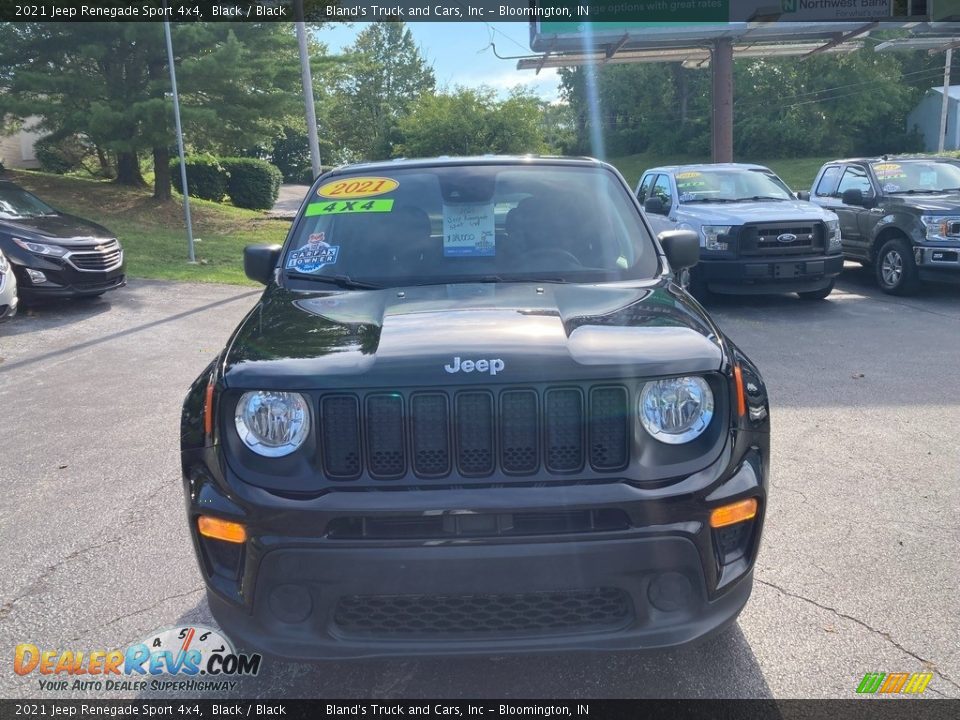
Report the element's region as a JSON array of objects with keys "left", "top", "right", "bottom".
[{"left": 139, "top": 599, "right": 772, "bottom": 700}]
